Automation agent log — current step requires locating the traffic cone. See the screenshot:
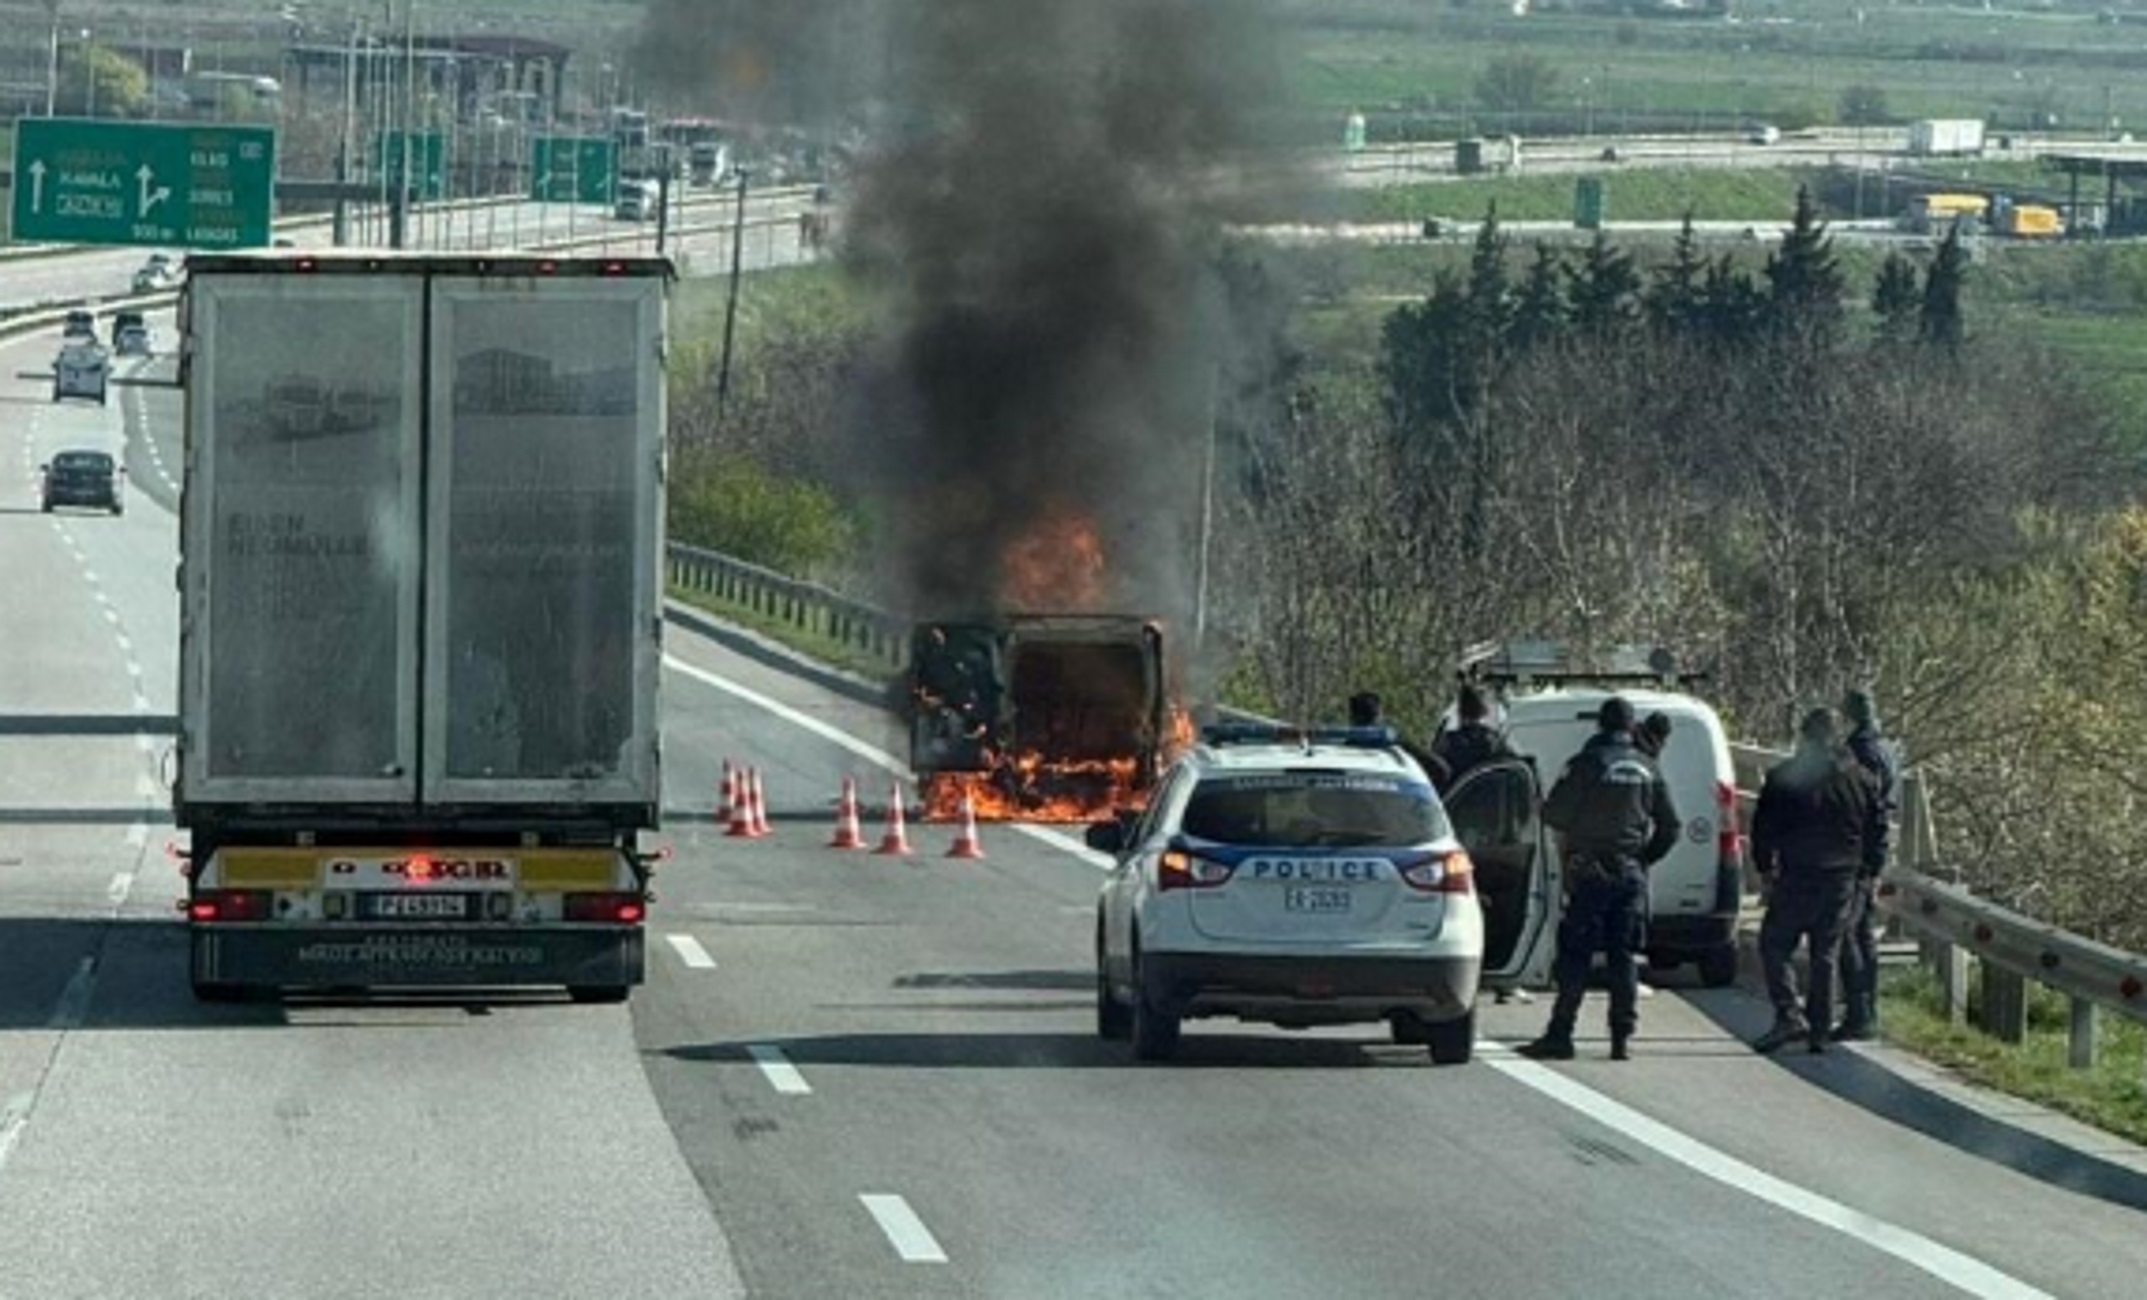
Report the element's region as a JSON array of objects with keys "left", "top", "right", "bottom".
[
  {"left": 874, "top": 782, "right": 913, "bottom": 856},
  {"left": 720, "top": 761, "right": 738, "bottom": 822},
  {"left": 946, "top": 794, "right": 985, "bottom": 860},
  {"left": 725, "top": 763, "right": 756, "bottom": 838},
  {"left": 748, "top": 768, "right": 772, "bottom": 838},
  {"left": 829, "top": 776, "right": 865, "bottom": 850}
]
